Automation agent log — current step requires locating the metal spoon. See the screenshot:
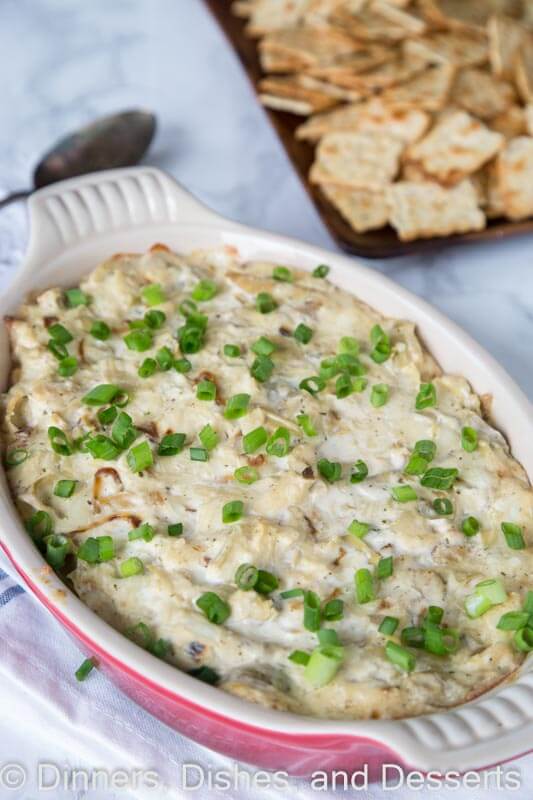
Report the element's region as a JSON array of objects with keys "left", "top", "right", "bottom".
[{"left": 0, "top": 109, "right": 156, "bottom": 210}]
